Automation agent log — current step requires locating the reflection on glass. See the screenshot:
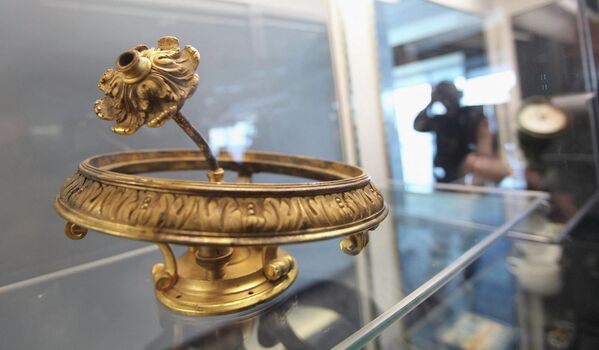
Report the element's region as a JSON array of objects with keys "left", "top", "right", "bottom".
[
  {"left": 413, "top": 81, "right": 510, "bottom": 184},
  {"left": 376, "top": 0, "right": 599, "bottom": 236},
  {"left": 513, "top": 2, "right": 598, "bottom": 224}
]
